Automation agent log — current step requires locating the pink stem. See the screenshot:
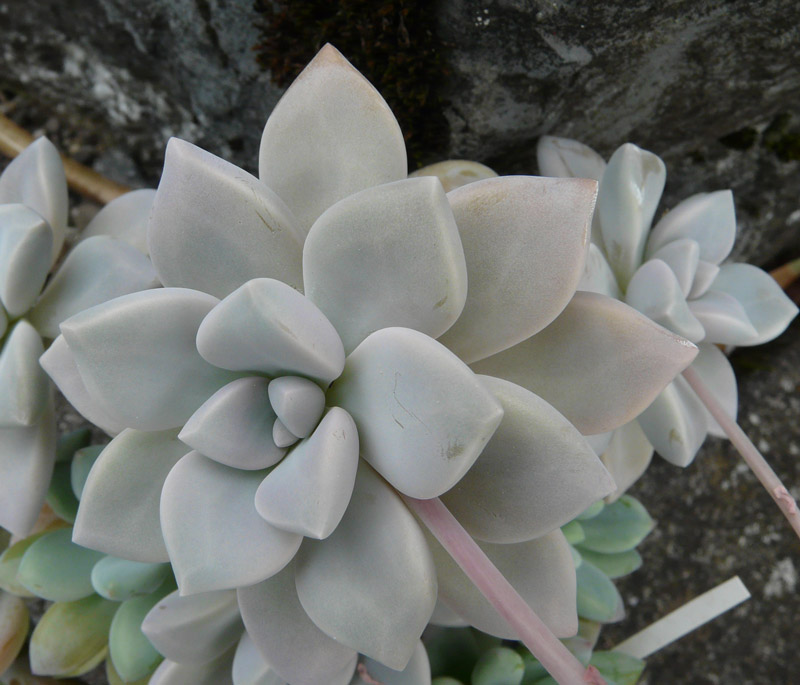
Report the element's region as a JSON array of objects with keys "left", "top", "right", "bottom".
[
  {"left": 682, "top": 366, "right": 800, "bottom": 540},
  {"left": 402, "top": 495, "right": 606, "bottom": 685}
]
